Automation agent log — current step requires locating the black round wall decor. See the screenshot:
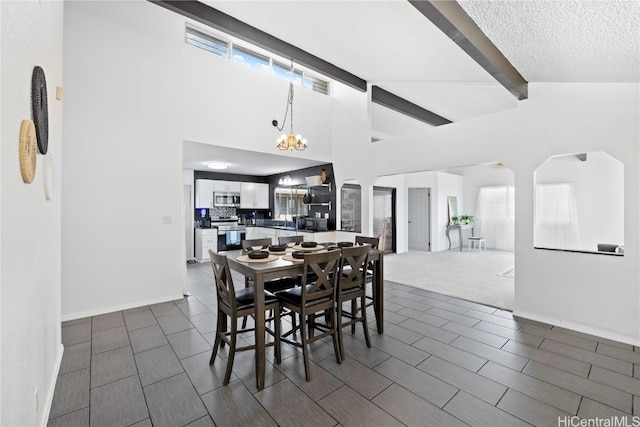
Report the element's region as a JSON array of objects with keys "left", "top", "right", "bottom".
[{"left": 31, "top": 66, "right": 49, "bottom": 155}]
